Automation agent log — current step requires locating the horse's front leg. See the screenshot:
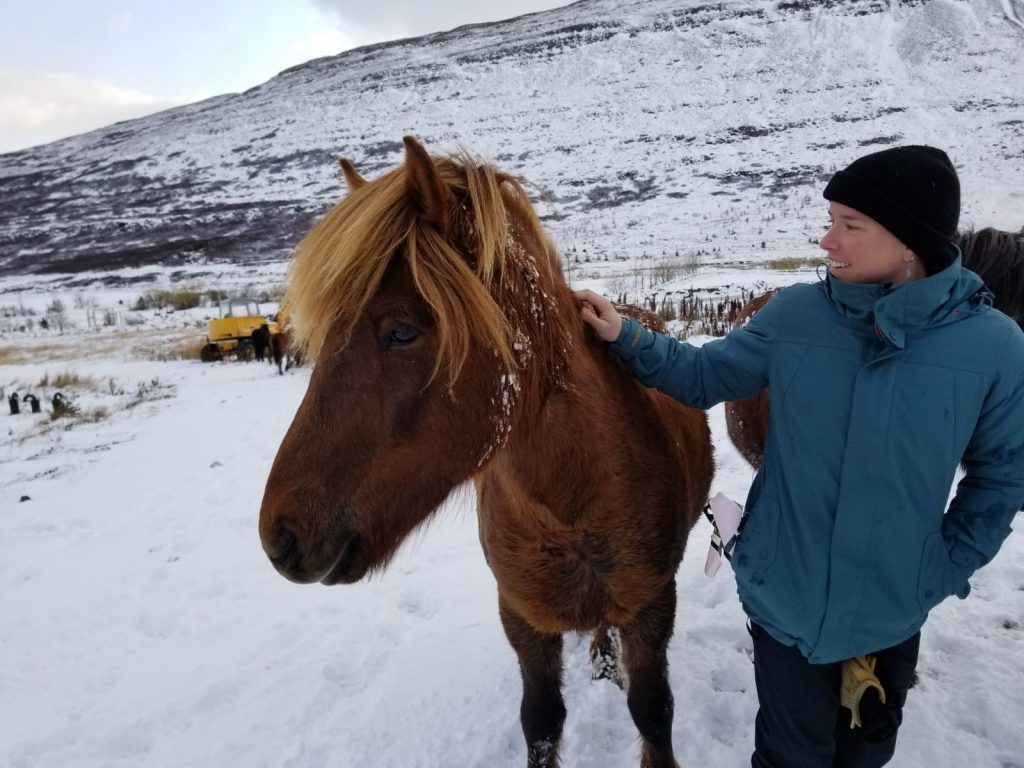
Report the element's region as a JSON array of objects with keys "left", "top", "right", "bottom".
[
  {"left": 620, "top": 580, "right": 680, "bottom": 768},
  {"left": 499, "top": 596, "right": 566, "bottom": 768}
]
